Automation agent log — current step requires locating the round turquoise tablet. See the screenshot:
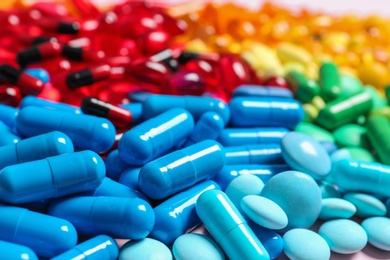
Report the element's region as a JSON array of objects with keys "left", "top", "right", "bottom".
[
  {"left": 260, "top": 171, "right": 322, "bottom": 230},
  {"left": 318, "top": 219, "right": 367, "bottom": 254},
  {"left": 225, "top": 174, "right": 264, "bottom": 211},
  {"left": 241, "top": 195, "right": 288, "bottom": 230},
  {"left": 319, "top": 198, "right": 356, "bottom": 220},
  {"left": 283, "top": 228, "right": 330, "bottom": 260},
  {"left": 343, "top": 193, "right": 387, "bottom": 218},
  {"left": 362, "top": 217, "right": 390, "bottom": 251},
  {"left": 119, "top": 238, "right": 172, "bottom": 260},
  {"left": 172, "top": 233, "right": 225, "bottom": 260},
  {"left": 281, "top": 131, "right": 331, "bottom": 180}
]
